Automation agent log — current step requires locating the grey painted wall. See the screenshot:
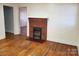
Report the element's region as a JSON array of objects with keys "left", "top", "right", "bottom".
[{"left": 4, "top": 6, "right": 14, "bottom": 33}]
